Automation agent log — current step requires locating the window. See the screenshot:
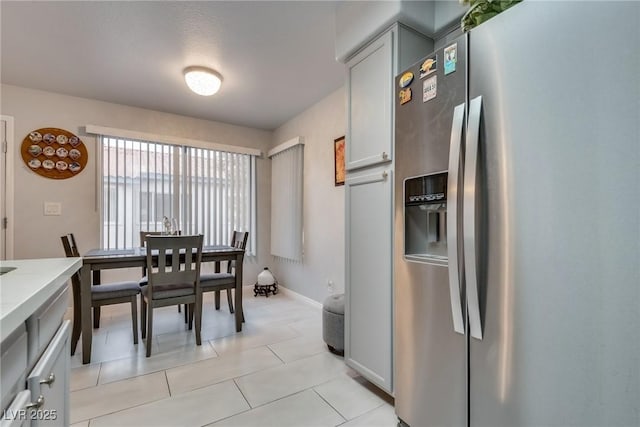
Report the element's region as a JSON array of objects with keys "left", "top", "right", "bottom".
[
  {"left": 100, "top": 136, "right": 256, "bottom": 254},
  {"left": 268, "top": 138, "right": 304, "bottom": 261}
]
